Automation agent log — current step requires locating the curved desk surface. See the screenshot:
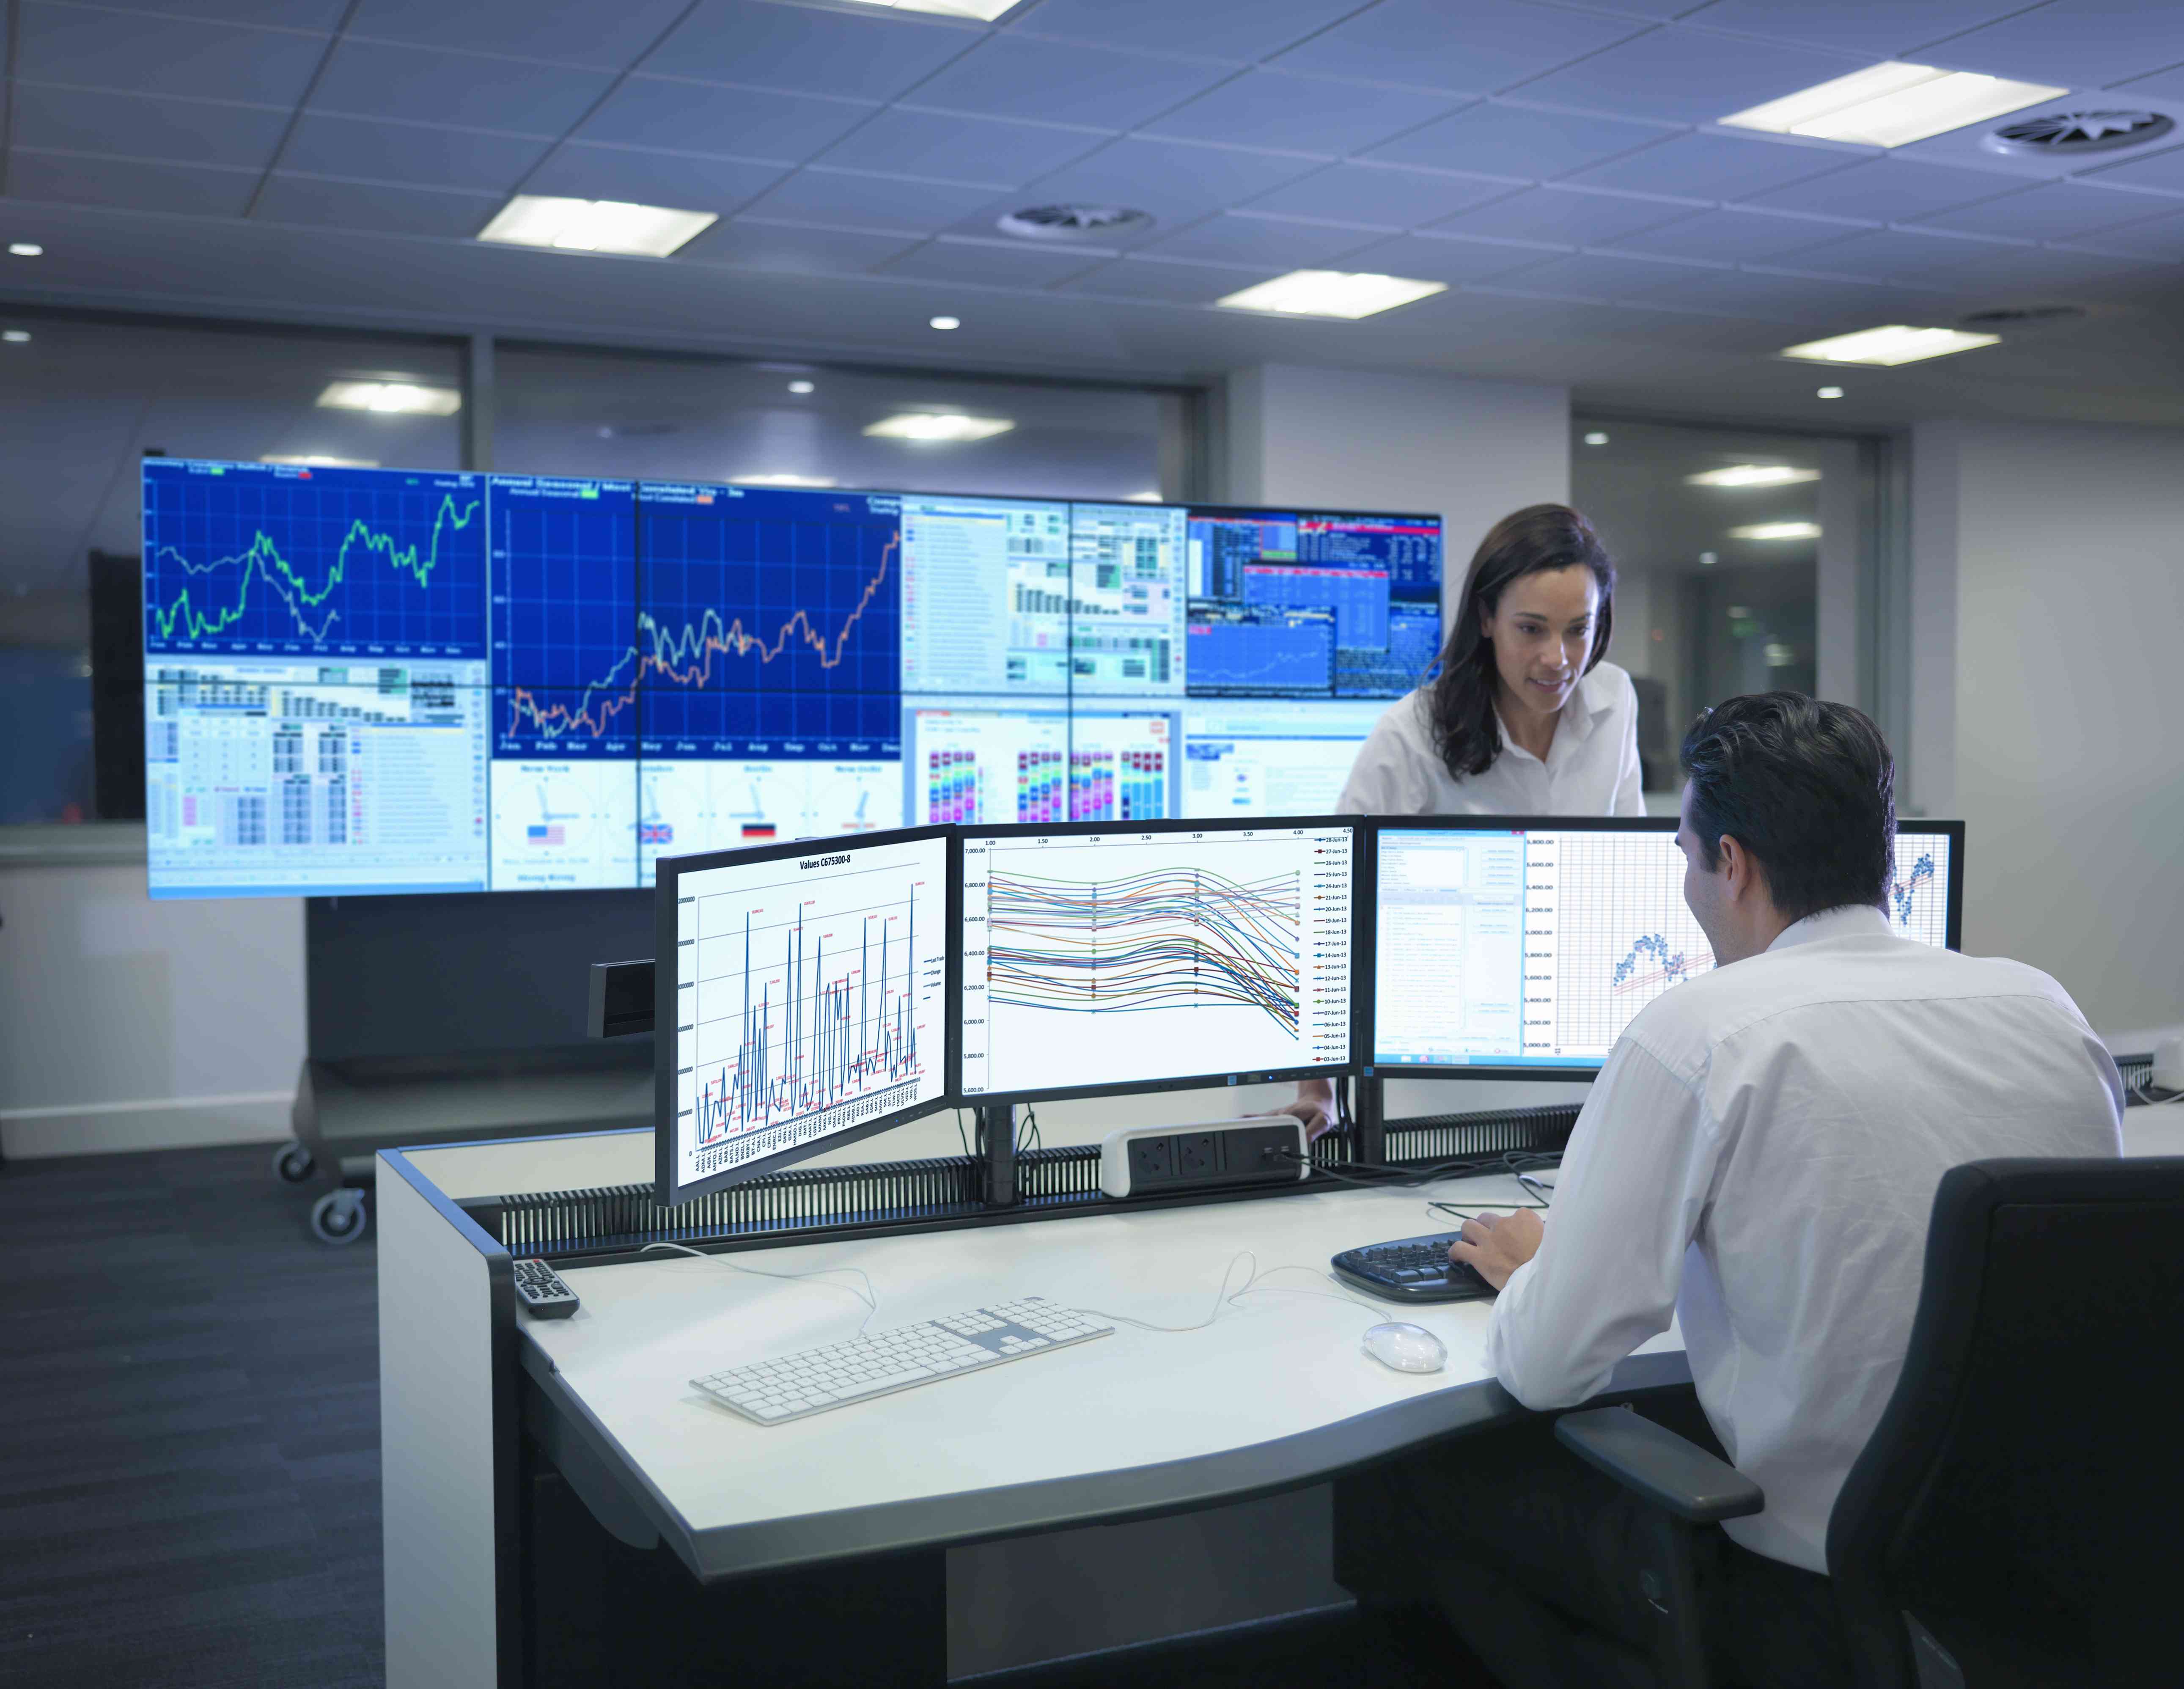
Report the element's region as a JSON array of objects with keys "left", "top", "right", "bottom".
[{"left": 519, "top": 1173, "right": 1690, "bottom": 1584}]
